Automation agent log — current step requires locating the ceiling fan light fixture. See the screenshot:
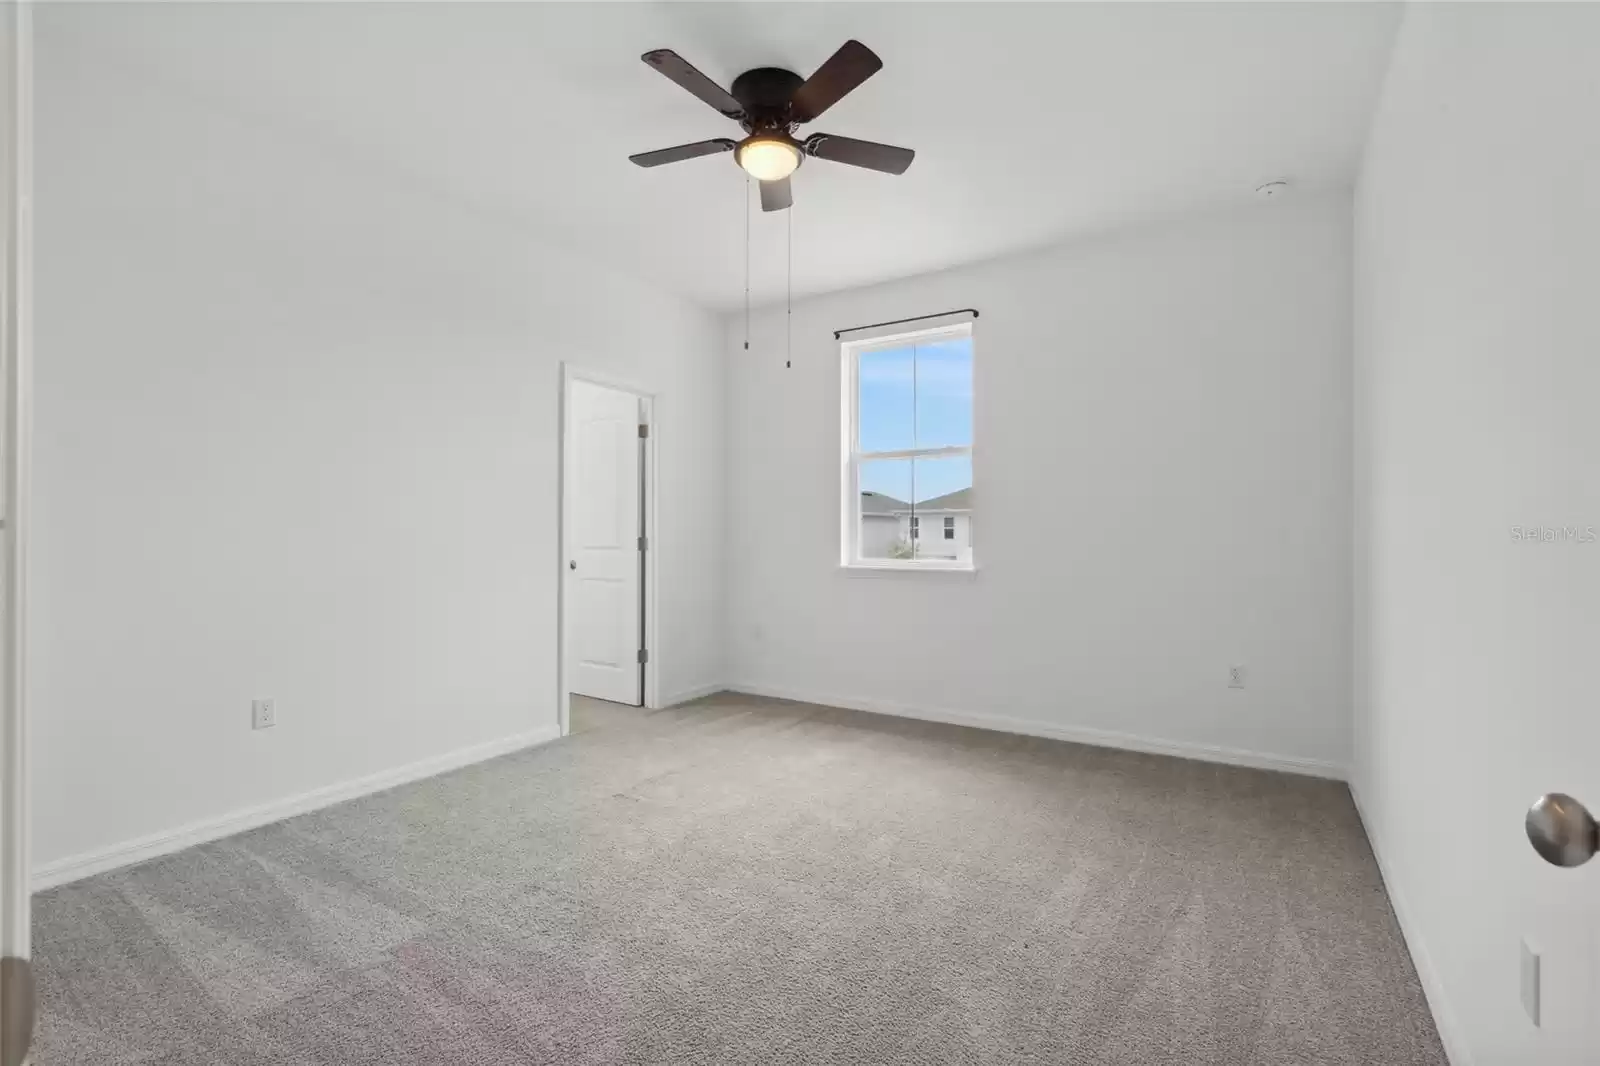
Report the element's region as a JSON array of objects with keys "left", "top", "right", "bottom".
[{"left": 737, "top": 137, "right": 801, "bottom": 182}]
